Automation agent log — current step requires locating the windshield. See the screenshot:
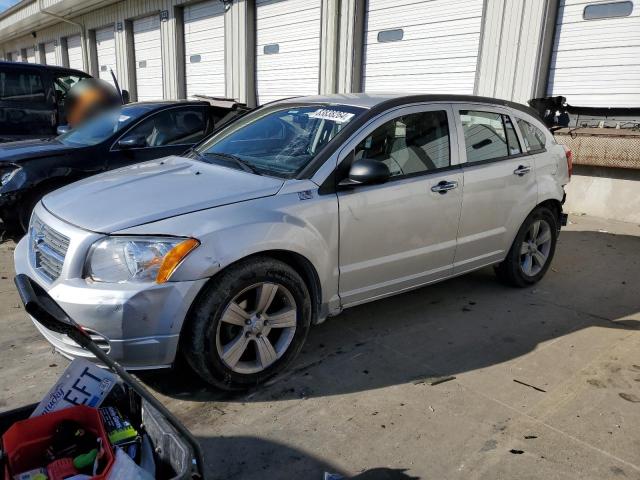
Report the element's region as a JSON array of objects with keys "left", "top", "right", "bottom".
[
  {"left": 194, "top": 104, "right": 365, "bottom": 177},
  {"left": 58, "top": 106, "right": 148, "bottom": 146}
]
